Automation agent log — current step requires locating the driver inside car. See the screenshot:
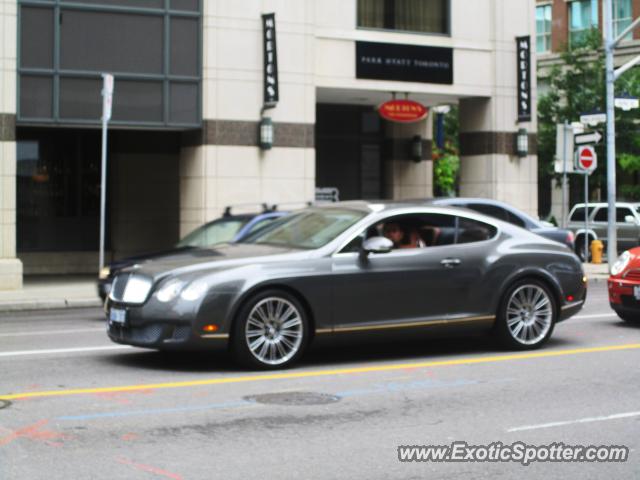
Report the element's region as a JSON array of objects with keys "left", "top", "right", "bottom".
[{"left": 382, "top": 222, "right": 425, "bottom": 249}]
